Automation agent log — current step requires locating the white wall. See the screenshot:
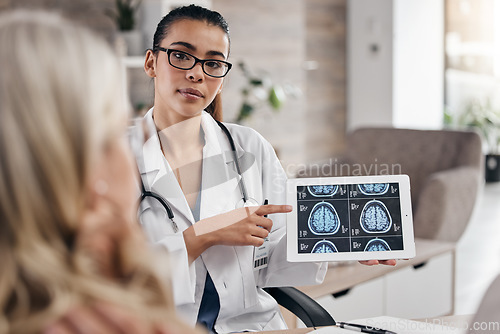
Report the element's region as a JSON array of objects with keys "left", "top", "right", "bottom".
[
  {"left": 347, "top": 0, "right": 394, "bottom": 130},
  {"left": 348, "top": 0, "right": 444, "bottom": 131},
  {"left": 393, "top": 0, "right": 444, "bottom": 129}
]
